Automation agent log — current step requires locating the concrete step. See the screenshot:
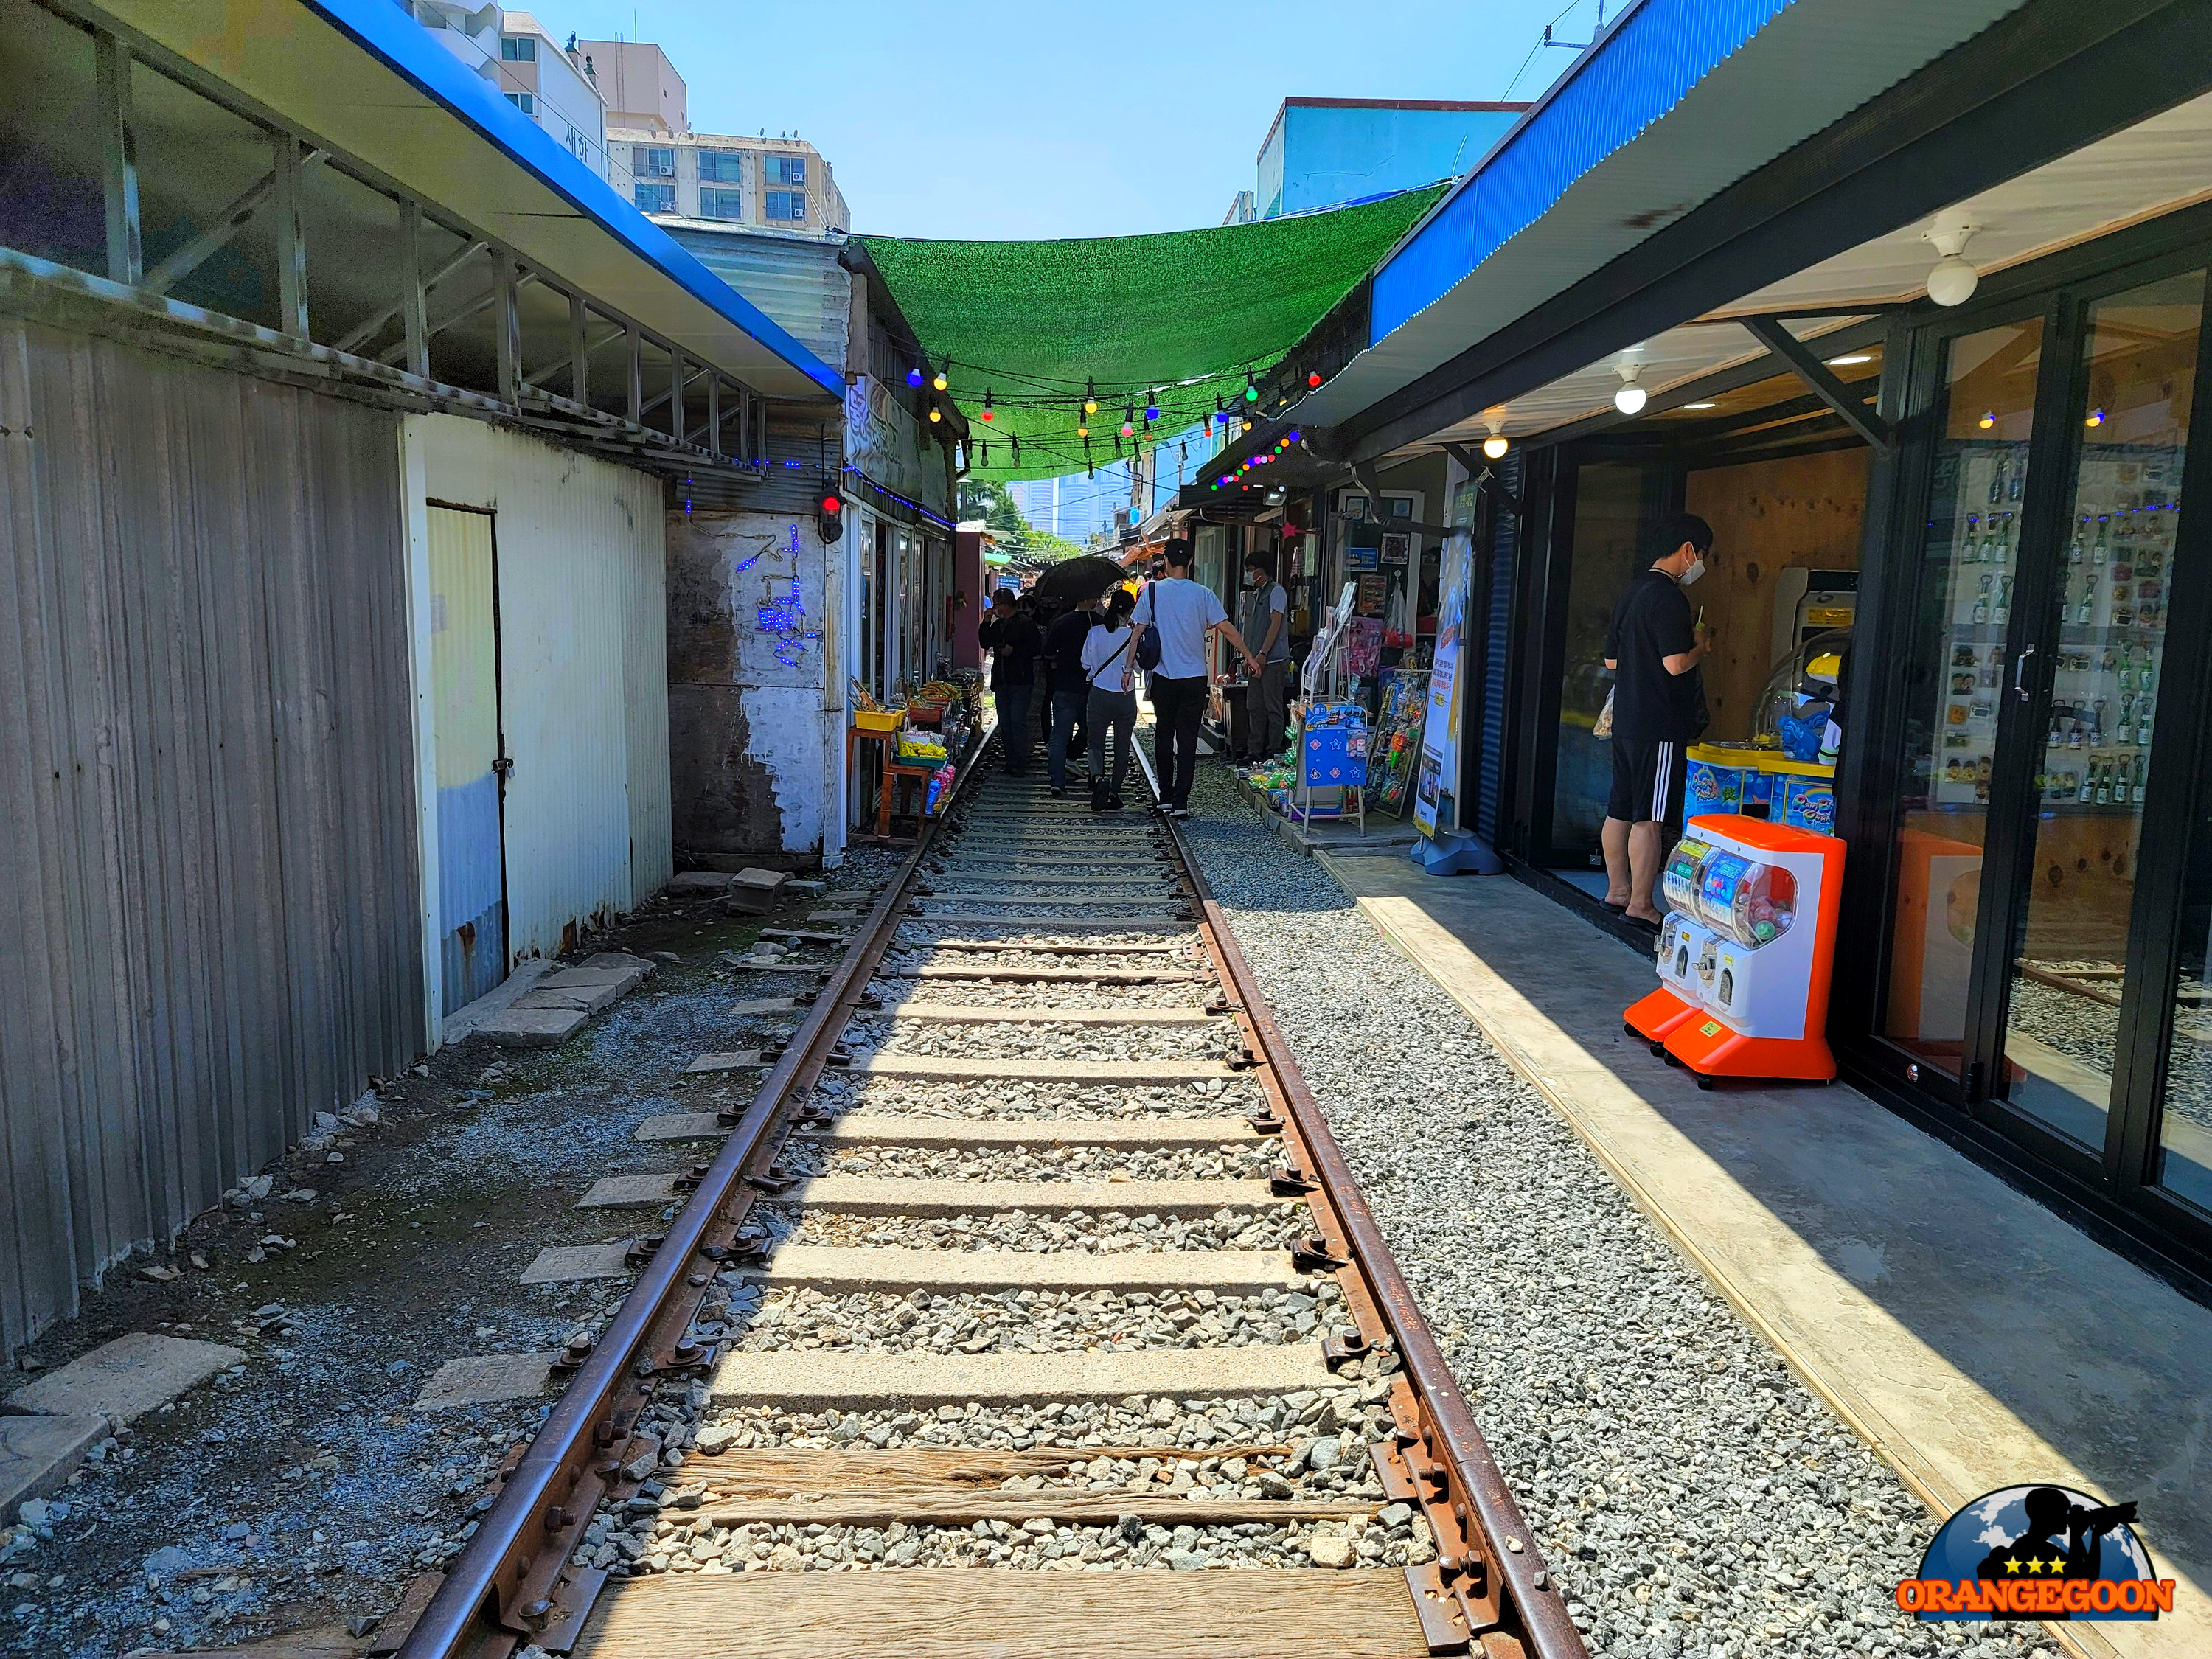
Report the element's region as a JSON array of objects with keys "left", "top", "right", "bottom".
[
  {"left": 800, "top": 1115, "right": 1261, "bottom": 1147},
  {"left": 569, "top": 1565, "right": 1425, "bottom": 1659},
  {"left": 885, "top": 1002, "right": 1209, "bottom": 1024},
  {"left": 881, "top": 964, "right": 1200, "bottom": 983},
  {"left": 708, "top": 1341, "right": 1338, "bottom": 1407},
  {"left": 904, "top": 938, "right": 1180, "bottom": 954},
  {"left": 739, "top": 1244, "right": 1301, "bottom": 1294},
  {"left": 783, "top": 1176, "right": 1287, "bottom": 1216},
  {"left": 855, "top": 1054, "right": 1235, "bottom": 1084}
]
